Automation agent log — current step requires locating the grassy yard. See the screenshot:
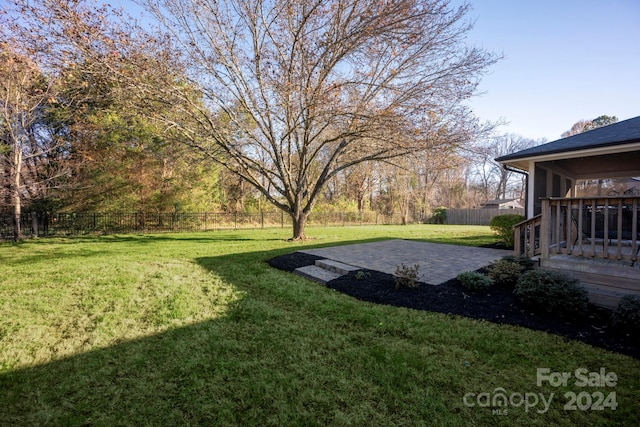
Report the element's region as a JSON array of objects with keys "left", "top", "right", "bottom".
[{"left": 1, "top": 225, "right": 638, "bottom": 426}]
